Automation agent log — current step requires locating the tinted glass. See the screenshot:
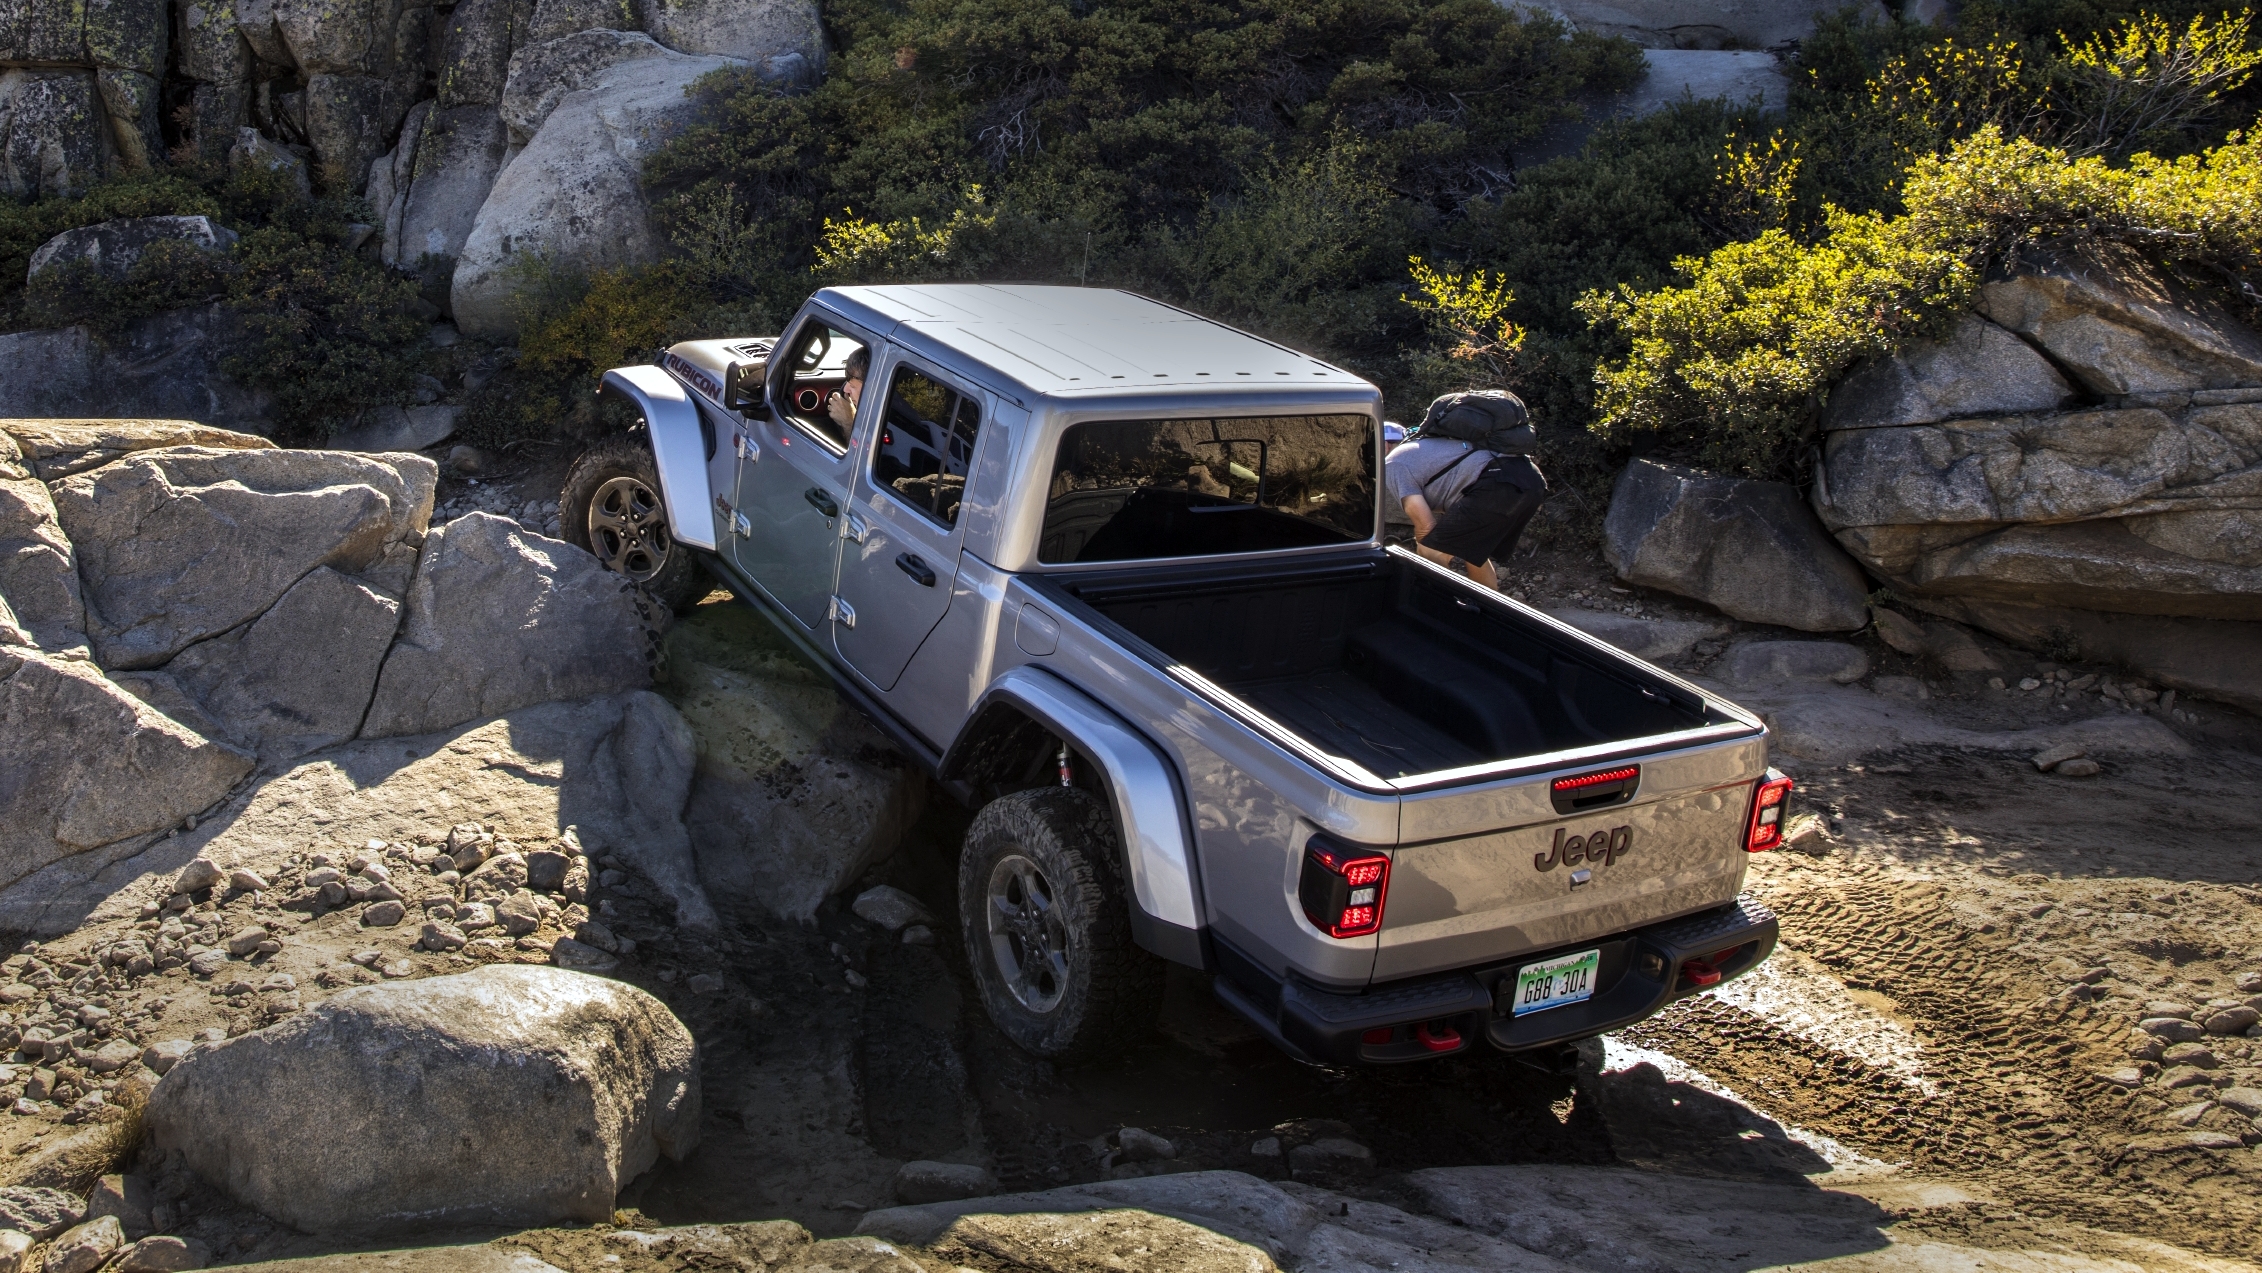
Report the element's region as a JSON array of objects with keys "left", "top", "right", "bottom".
[
  {"left": 875, "top": 365, "right": 980, "bottom": 527},
  {"left": 1039, "top": 415, "right": 1376, "bottom": 564}
]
